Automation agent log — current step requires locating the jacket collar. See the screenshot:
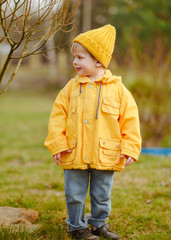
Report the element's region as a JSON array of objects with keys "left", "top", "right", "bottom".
[{"left": 75, "top": 70, "right": 121, "bottom": 84}]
